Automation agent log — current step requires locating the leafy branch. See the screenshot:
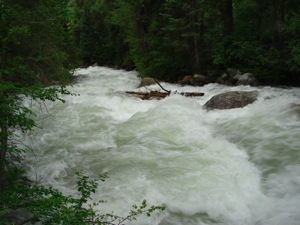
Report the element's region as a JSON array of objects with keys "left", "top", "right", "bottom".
[{"left": 0, "top": 172, "right": 165, "bottom": 225}]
